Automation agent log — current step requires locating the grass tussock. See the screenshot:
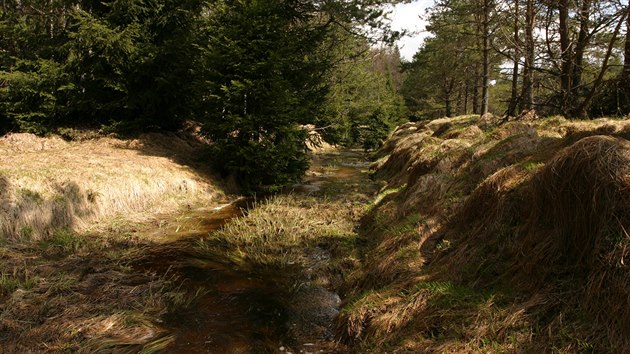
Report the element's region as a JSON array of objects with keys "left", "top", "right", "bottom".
[
  {"left": 194, "top": 149, "right": 379, "bottom": 279},
  {"left": 197, "top": 194, "right": 364, "bottom": 275},
  {"left": 340, "top": 115, "right": 630, "bottom": 352},
  {"left": 0, "top": 131, "right": 222, "bottom": 241}
]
